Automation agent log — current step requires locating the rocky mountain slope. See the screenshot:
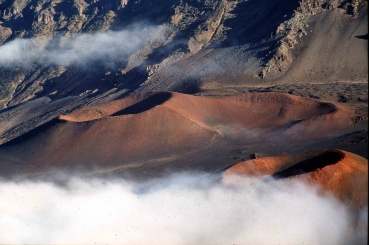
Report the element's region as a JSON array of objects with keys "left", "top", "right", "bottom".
[{"left": 0, "top": 0, "right": 367, "bottom": 144}]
